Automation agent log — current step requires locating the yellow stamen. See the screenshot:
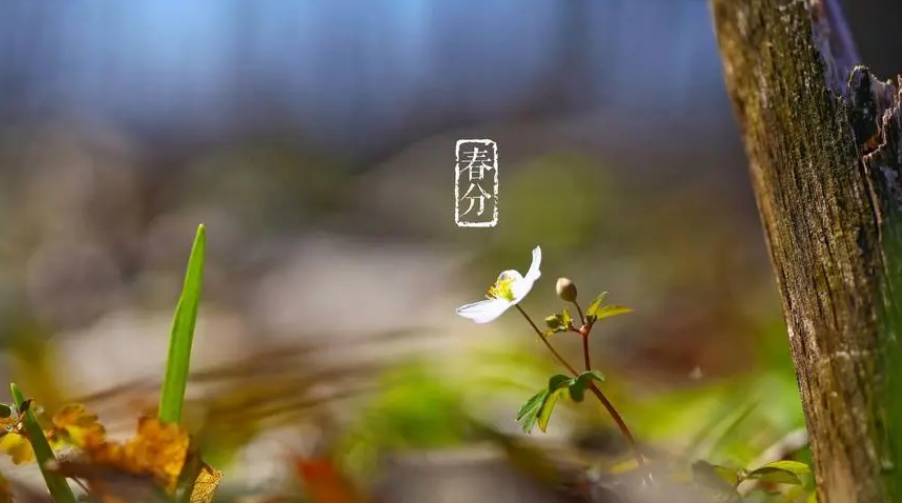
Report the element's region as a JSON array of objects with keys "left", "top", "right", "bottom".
[{"left": 487, "top": 273, "right": 516, "bottom": 301}]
